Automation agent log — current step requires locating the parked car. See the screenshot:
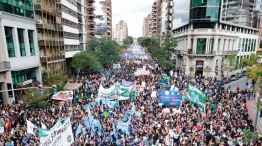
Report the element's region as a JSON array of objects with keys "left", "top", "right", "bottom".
[
  {"left": 241, "top": 70, "right": 247, "bottom": 77},
  {"left": 235, "top": 73, "right": 241, "bottom": 80},
  {"left": 230, "top": 74, "right": 237, "bottom": 81}
]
